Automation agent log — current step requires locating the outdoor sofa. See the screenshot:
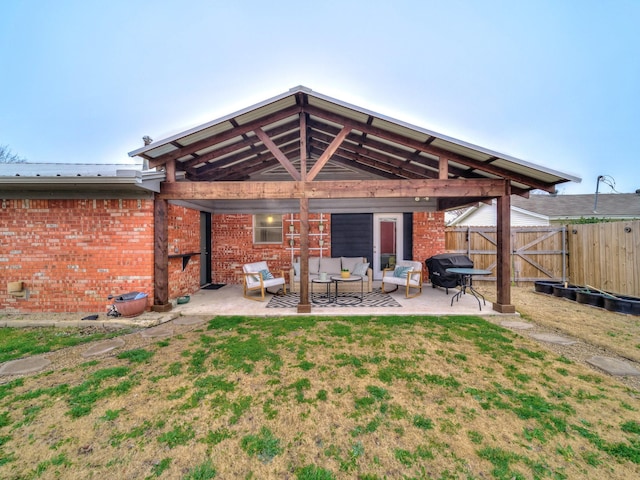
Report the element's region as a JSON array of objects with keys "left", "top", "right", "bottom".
[{"left": 289, "top": 256, "right": 373, "bottom": 293}]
